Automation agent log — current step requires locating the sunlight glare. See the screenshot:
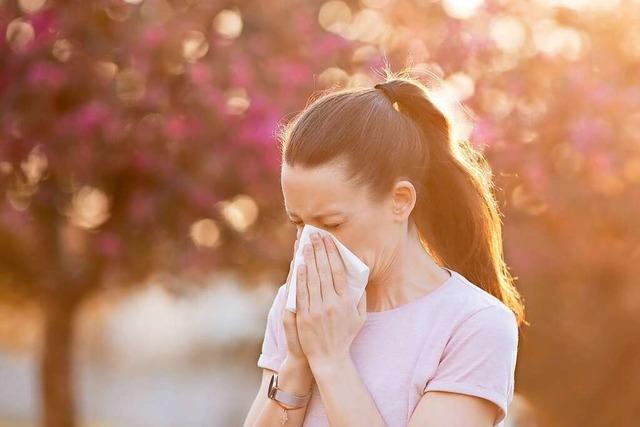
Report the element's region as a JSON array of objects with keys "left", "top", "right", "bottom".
[
  {"left": 67, "top": 186, "right": 111, "bottom": 230},
  {"left": 225, "top": 88, "right": 250, "bottom": 115},
  {"left": 318, "top": 1, "right": 352, "bottom": 35},
  {"left": 217, "top": 195, "right": 259, "bottom": 232},
  {"left": 533, "top": 19, "right": 586, "bottom": 60},
  {"left": 317, "top": 67, "right": 350, "bottom": 87},
  {"left": 182, "top": 30, "right": 209, "bottom": 62},
  {"left": 190, "top": 219, "right": 222, "bottom": 248},
  {"left": 213, "top": 9, "right": 243, "bottom": 39},
  {"left": 489, "top": 14, "right": 526, "bottom": 54},
  {"left": 442, "top": 0, "right": 485, "bottom": 20},
  {"left": 5, "top": 18, "right": 34, "bottom": 52}
]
